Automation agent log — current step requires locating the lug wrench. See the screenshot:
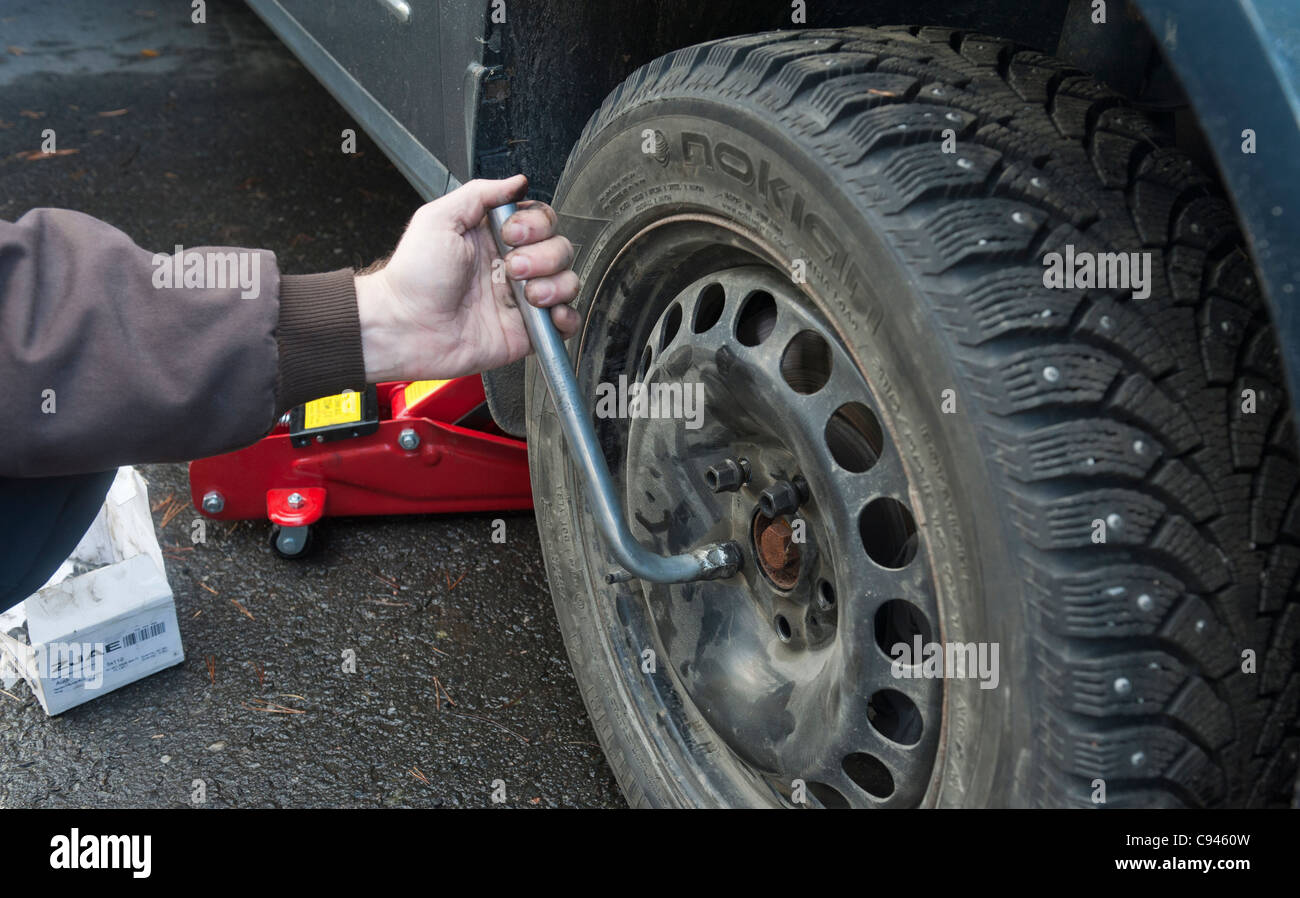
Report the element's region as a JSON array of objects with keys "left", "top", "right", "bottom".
[{"left": 487, "top": 202, "right": 743, "bottom": 584}]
